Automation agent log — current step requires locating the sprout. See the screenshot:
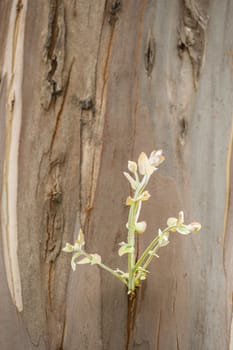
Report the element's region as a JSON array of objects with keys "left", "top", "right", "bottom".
[{"left": 63, "top": 150, "right": 201, "bottom": 294}]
